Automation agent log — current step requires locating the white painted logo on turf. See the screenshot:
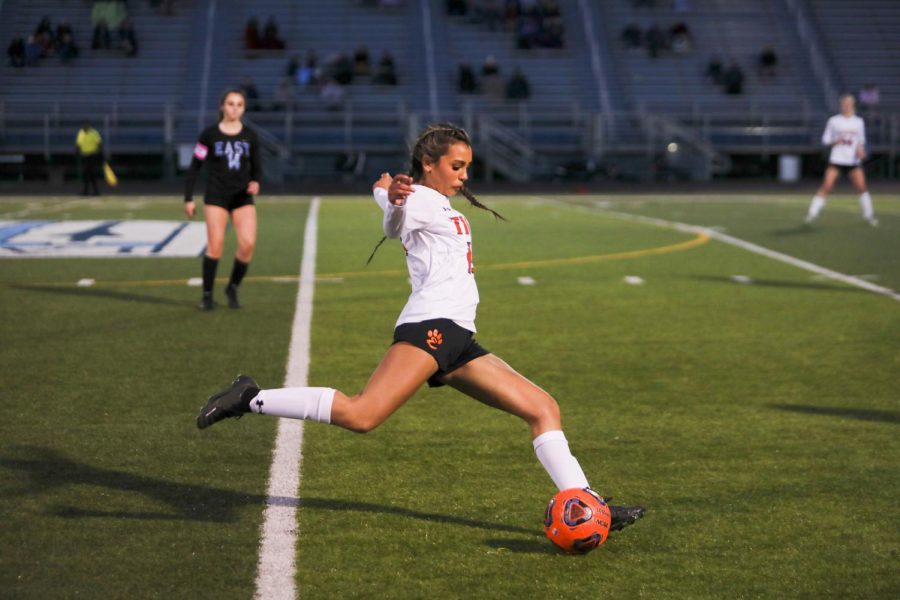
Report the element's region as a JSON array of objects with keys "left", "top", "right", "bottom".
[{"left": 0, "top": 220, "right": 207, "bottom": 258}]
